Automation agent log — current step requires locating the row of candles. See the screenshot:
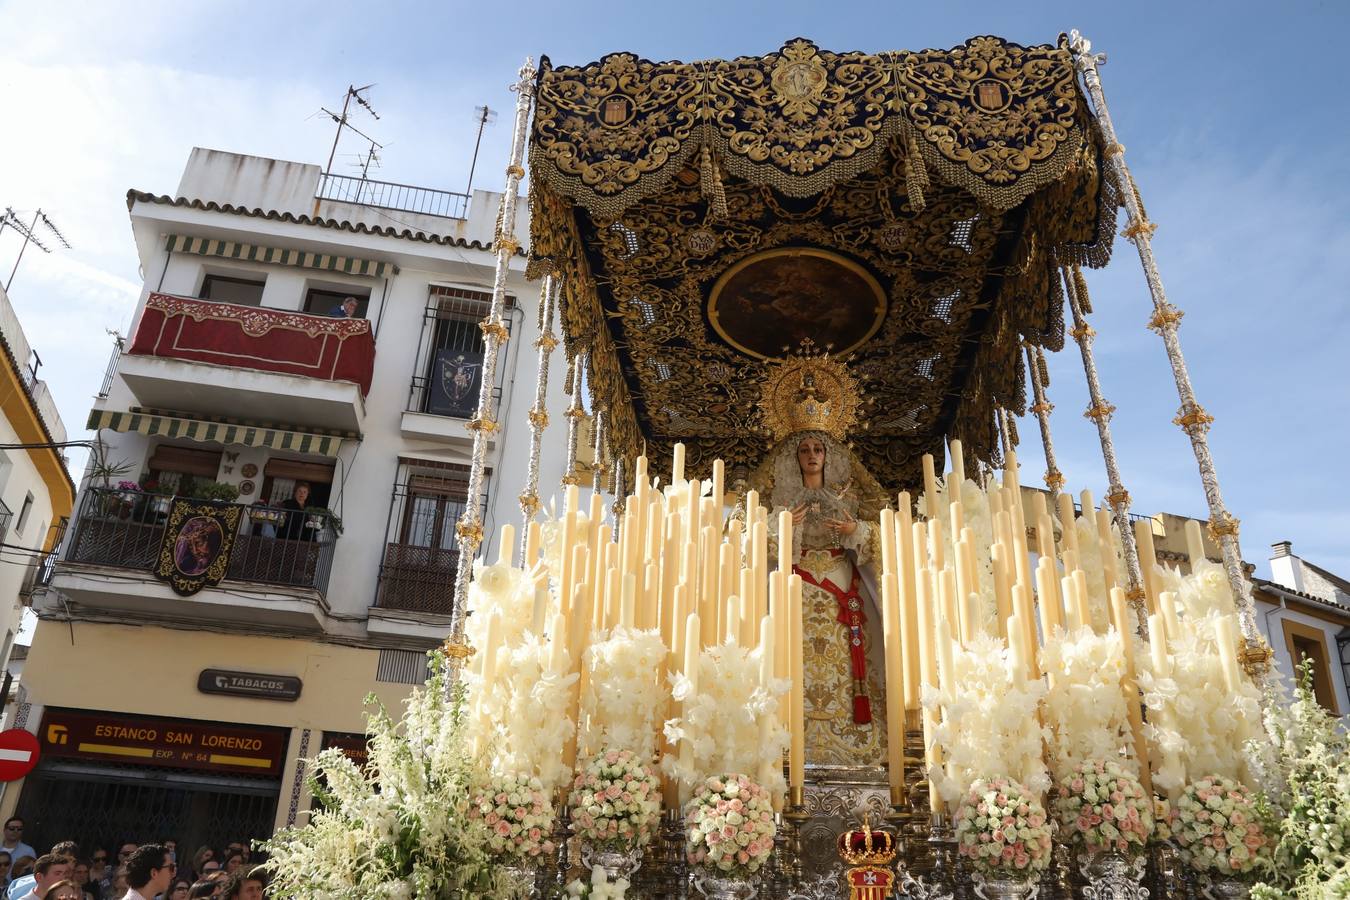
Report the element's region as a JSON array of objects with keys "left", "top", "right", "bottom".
[{"left": 469, "top": 437, "right": 1242, "bottom": 812}]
